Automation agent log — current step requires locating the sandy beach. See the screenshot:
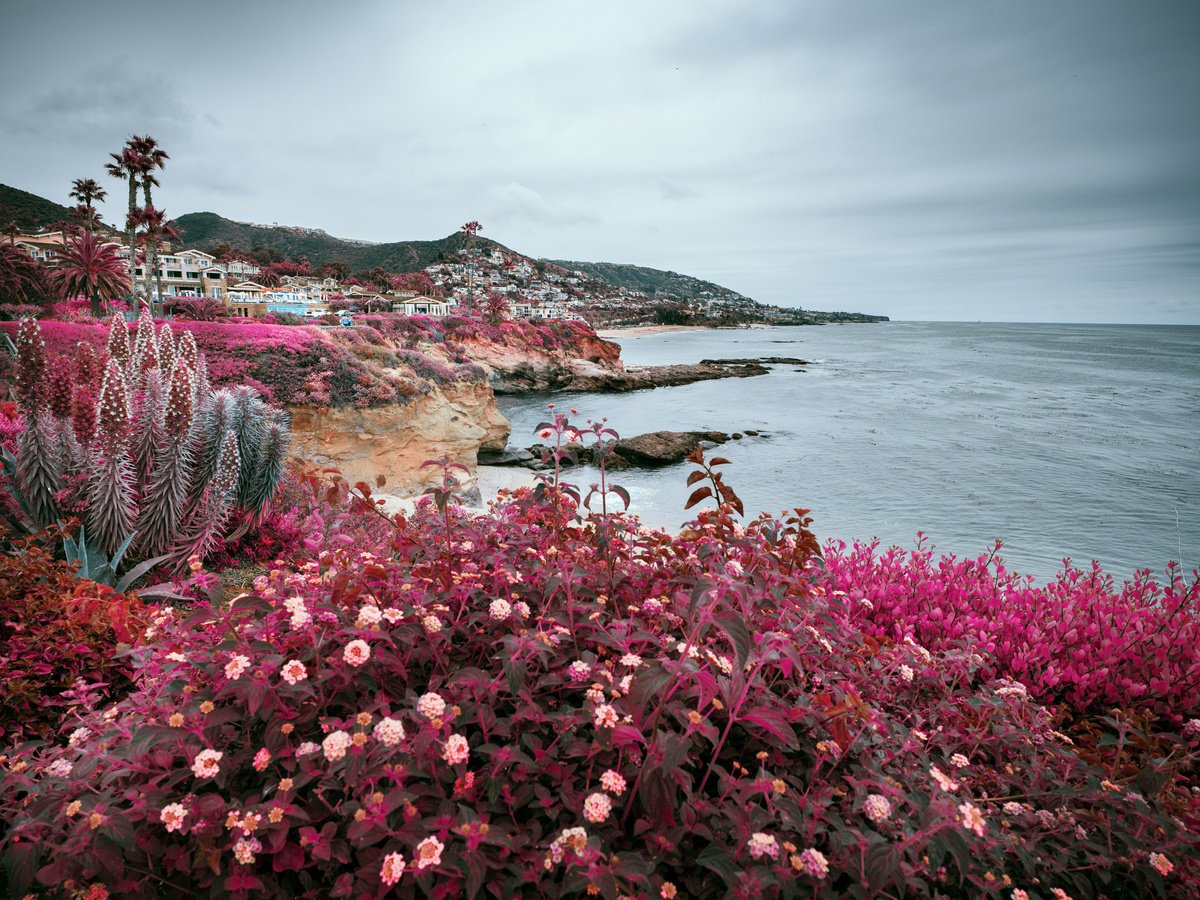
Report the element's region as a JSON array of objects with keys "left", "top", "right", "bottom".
[{"left": 594, "top": 324, "right": 748, "bottom": 339}]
